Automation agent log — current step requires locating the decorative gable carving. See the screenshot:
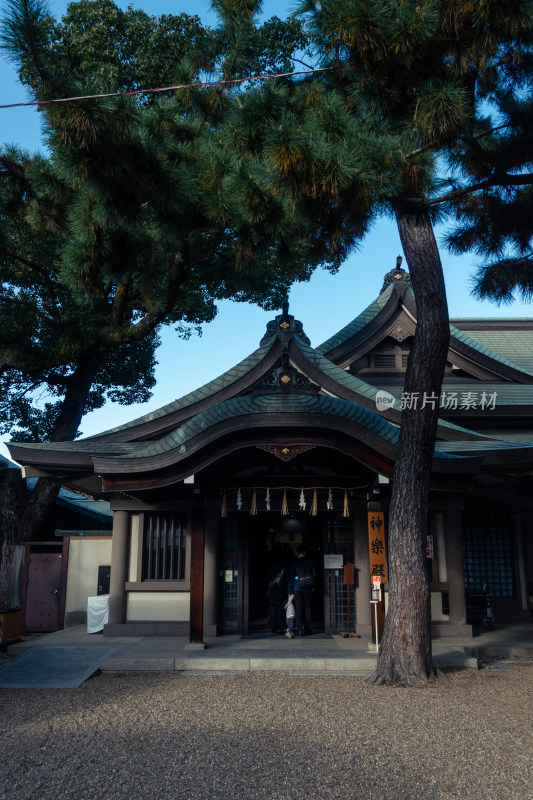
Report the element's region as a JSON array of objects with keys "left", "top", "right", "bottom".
[{"left": 388, "top": 322, "right": 414, "bottom": 343}]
